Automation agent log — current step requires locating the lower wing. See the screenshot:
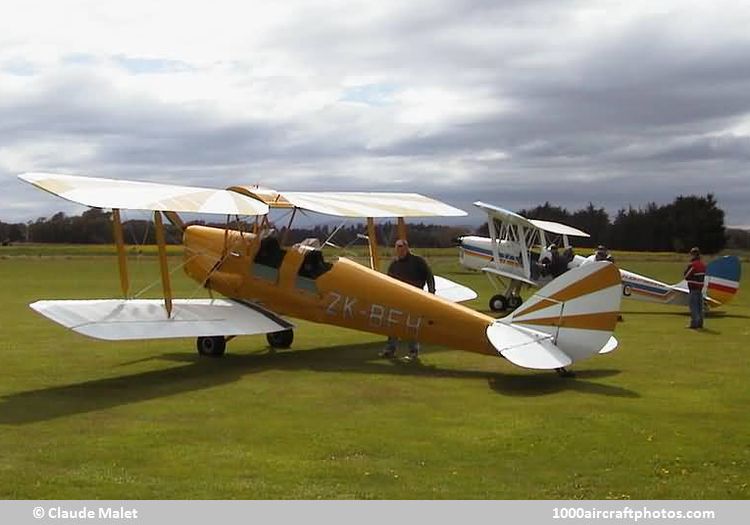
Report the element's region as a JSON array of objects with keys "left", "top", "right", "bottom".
[{"left": 29, "top": 298, "right": 292, "bottom": 341}]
